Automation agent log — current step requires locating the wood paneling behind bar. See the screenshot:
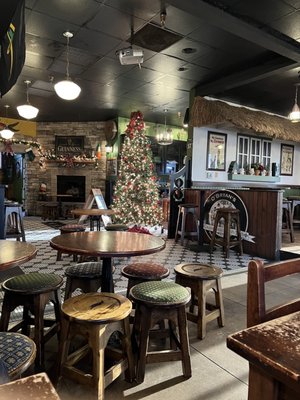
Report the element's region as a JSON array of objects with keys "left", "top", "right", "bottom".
[{"left": 184, "top": 188, "right": 283, "bottom": 260}]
